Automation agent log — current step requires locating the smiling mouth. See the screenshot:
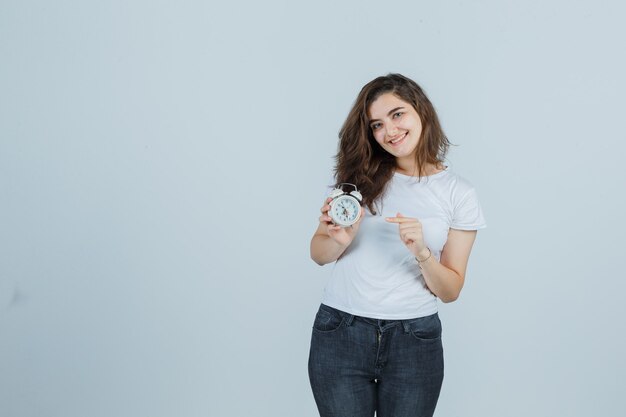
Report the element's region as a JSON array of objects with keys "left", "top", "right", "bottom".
[{"left": 387, "top": 132, "right": 408, "bottom": 145}]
